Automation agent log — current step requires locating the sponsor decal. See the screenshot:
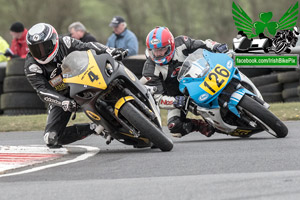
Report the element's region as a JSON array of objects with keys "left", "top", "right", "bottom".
[
  {"left": 49, "top": 75, "right": 67, "bottom": 91},
  {"left": 50, "top": 68, "right": 58, "bottom": 79},
  {"left": 54, "top": 83, "right": 67, "bottom": 91},
  {"left": 29, "top": 64, "right": 43, "bottom": 74},
  {"left": 170, "top": 66, "right": 181, "bottom": 78},
  {"left": 33, "top": 34, "right": 40, "bottom": 41},
  {"left": 226, "top": 60, "right": 233, "bottom": 69},
  {"left": 150, "top": 38, "right": 160, "bottom": 45},
  {"left": 183, "top": 36, "right": 188, "bottom": 41},
  {"left": 86, "top": 110, "right": 101, "bottom": 121},
  {"left": 49, "top": 75, "right": 63, "bottom": 87},
  {"left": 198, "top": 93, "right": 209, "bottom": 101},
  {"left": 160, "top": 99, "right": 174, "bottom": 105},
  {"left": 44, "top": 97, "right": 61, "bottom": 105},
  {"left": 63, "top": 36, "right": 71, "bottom": 48}
]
